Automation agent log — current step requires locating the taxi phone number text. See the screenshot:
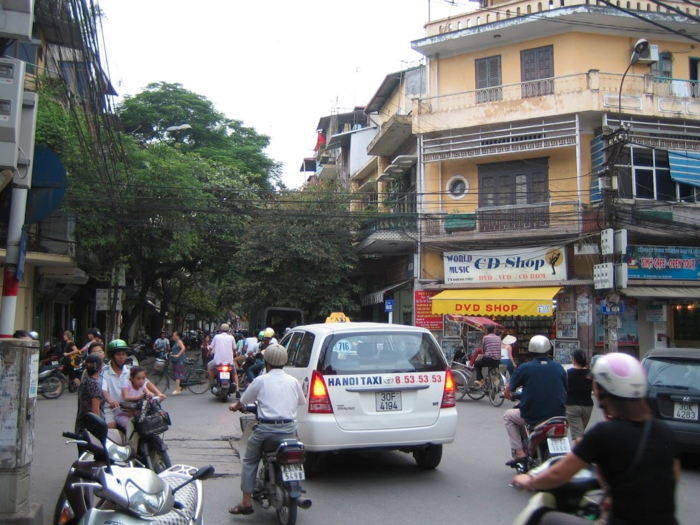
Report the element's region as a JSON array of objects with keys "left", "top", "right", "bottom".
[{"left": 395, "top": 374, "right": 442, "bottom": 384}]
